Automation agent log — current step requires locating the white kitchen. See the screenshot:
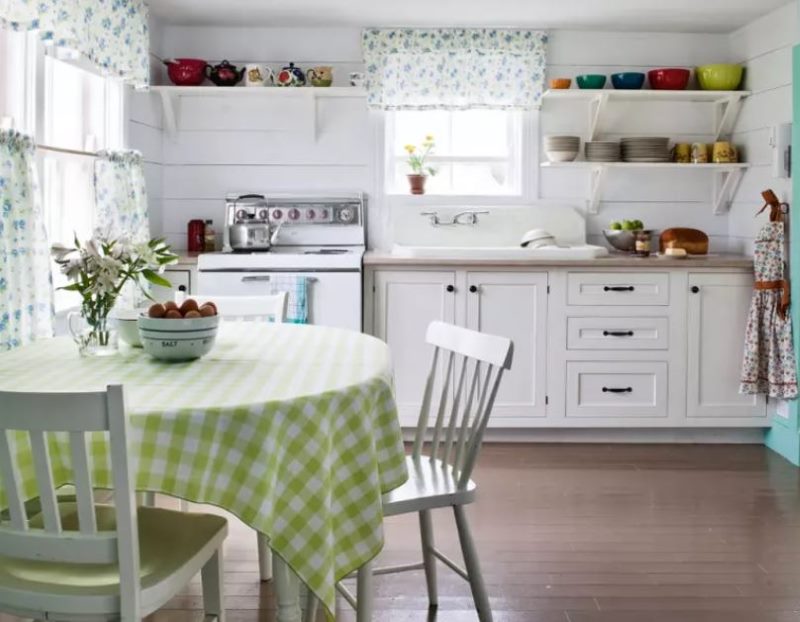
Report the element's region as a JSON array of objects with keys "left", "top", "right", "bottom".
[{"left": 0, "top": 1, "right": 799, "bottom": 621}]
